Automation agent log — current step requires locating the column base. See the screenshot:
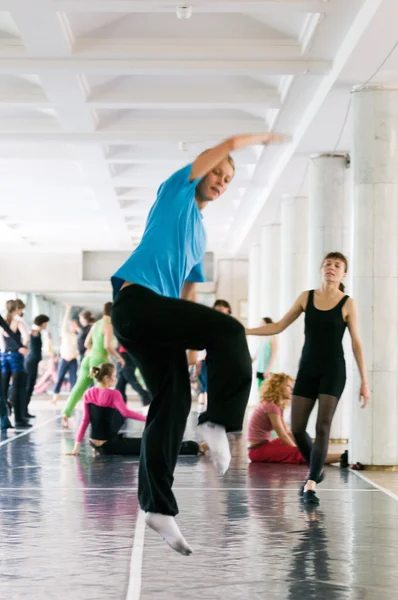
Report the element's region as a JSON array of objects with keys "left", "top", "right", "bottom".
[
  {"left": 310, "top": 438, "right": 348, "bottom": 444},
  {"left": 357, "top": 465, "right": 398, "bottom": 472}
]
